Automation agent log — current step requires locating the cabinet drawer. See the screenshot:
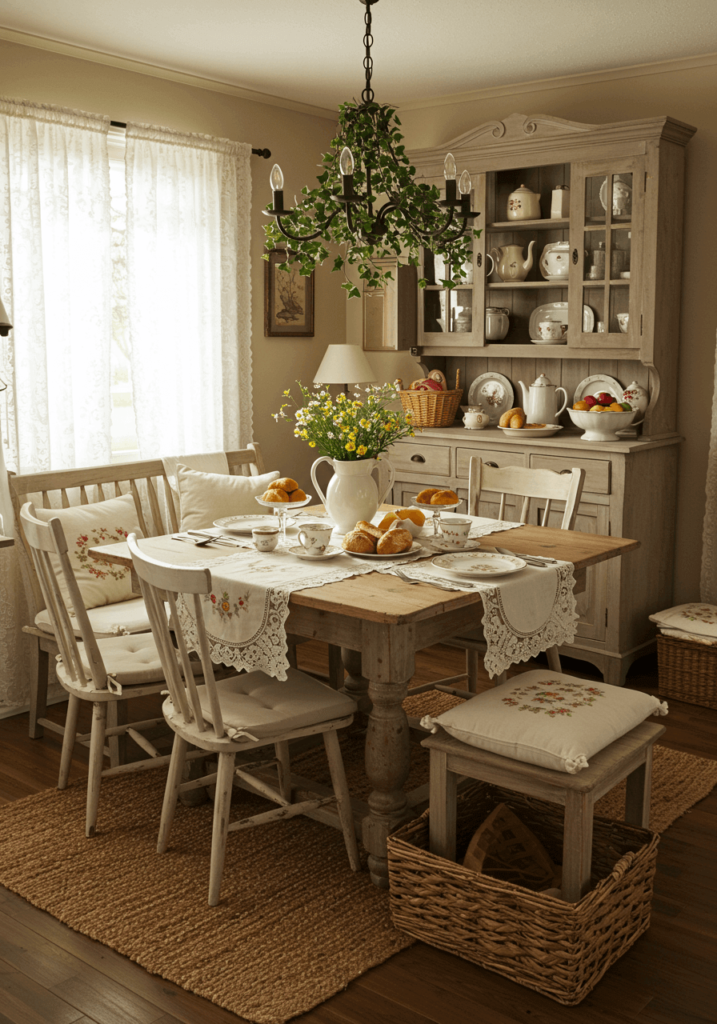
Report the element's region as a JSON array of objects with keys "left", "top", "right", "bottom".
[
  {"left": 529, "top": 454, "right": 611, "bottom": 495},
  {"left": 456, "top": 447, "right": 527, "bottom": 478},
  {"left": 390, "top": 442, "right": 451, "bottom": 478}
]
